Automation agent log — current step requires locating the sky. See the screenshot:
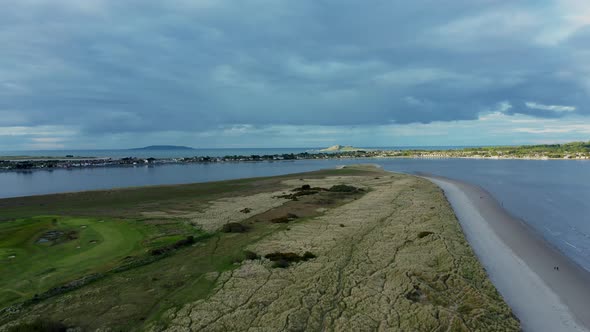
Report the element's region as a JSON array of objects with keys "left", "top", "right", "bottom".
[{"left": 1, "top": 0, "right": 590, "bottom": 150}]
